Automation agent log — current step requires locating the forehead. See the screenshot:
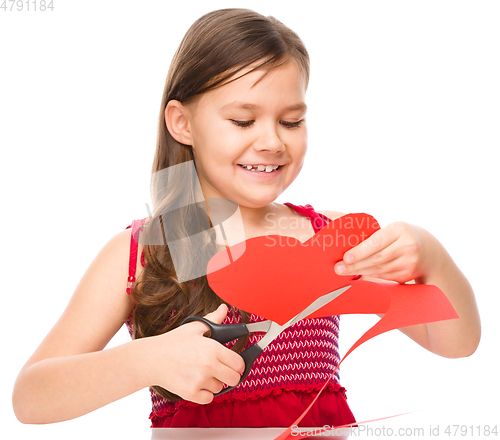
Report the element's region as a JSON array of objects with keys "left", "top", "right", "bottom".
[{"left": 191, "top": 61, "right": 307, "bottom": 111}]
